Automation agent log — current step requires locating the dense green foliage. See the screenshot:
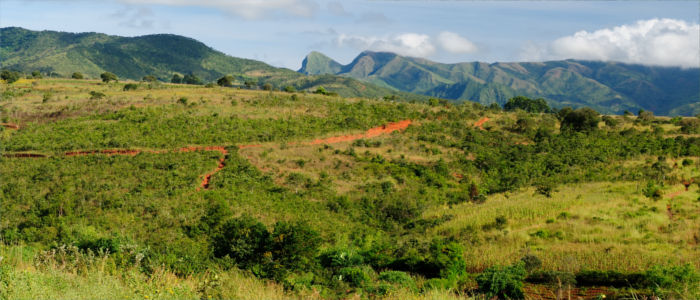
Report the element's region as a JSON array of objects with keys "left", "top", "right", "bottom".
[
  {"left": 1, "top": 80, "right": 699, "bottom": 298},
  {"left": 299, "top": 50, "right": 700, "bottom": 115},
  {"left": 503, "top": 96, "right": 551, "bottom": 113}
]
